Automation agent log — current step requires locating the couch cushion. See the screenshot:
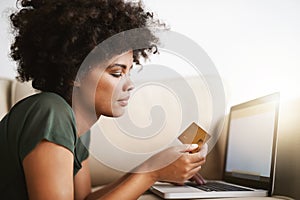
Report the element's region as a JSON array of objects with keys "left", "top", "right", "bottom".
[
  {"left": 11, "top": 80, "right": 37, "bottom": 106},
  {"left": 0, "top": 78, "right": 13, "bottom": 120}
]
